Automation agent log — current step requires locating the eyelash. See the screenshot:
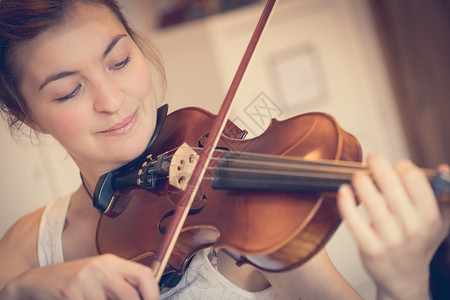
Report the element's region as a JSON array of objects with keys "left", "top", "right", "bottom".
[
  {"left": 56, "top": 84, "right": 81, "bottom": 102},
  {"left": 55, "top": 56, "right": 131, "bottom": 102},
  {"left": 112, "top": 56, "right": 131, "bottom": 70}
]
